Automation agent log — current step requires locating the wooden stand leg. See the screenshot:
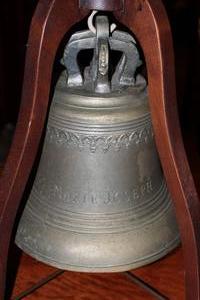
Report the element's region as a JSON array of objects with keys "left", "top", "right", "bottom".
[
  {"left": 0, "top": 1, "right": 85, "bottom": 298},
  {"left": 115, "top": 1, "right": 200, "bottom": 299}
]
